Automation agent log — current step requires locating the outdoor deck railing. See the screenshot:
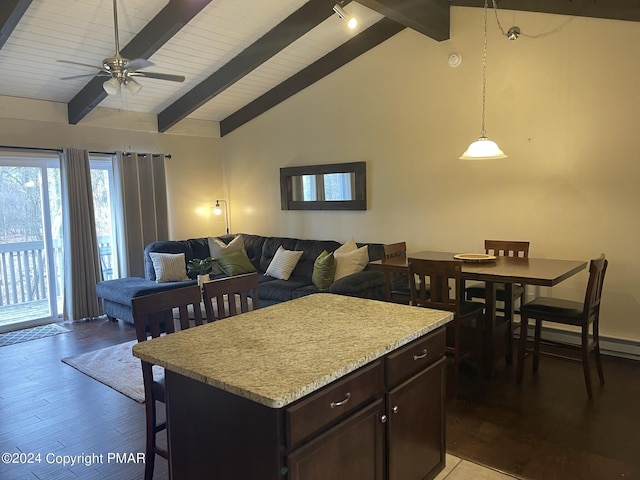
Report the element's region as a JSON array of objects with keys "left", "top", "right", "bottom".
[{"left": 0, "top": 237, "right": 113, "bottom": 308}]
